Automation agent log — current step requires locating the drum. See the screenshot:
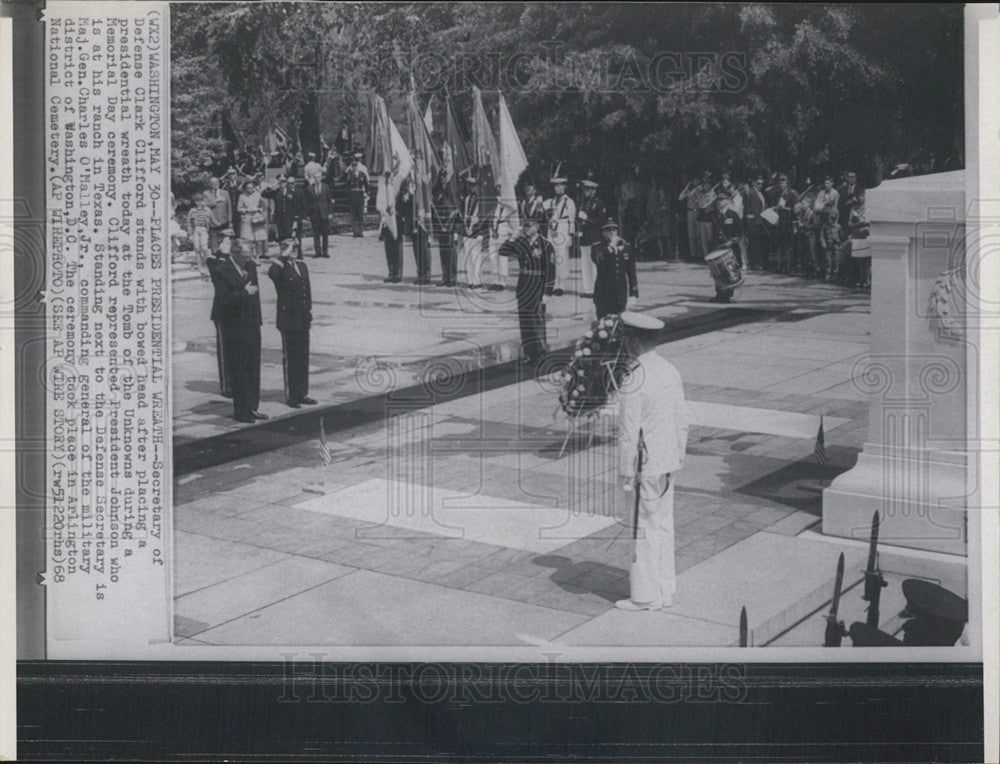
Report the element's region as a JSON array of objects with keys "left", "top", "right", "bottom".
[{"left": 705, "top": 246, "right": 744, "bottom": 289}]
